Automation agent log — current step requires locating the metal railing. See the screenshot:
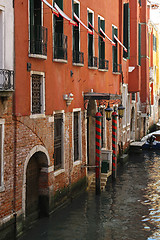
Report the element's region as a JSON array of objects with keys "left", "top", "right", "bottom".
[
  {"left": 113, "top": 63, "right": 122, "bottom": 73},
  {"left": 88, "top": 56, "right": 98, "bottom": 68},
  {"left": 72, "top": 51, "right": 84, "bottom": 64},
  {"left": 0, "top": 69, "right": 14, "bottom": 91},
  {"left": 99, "top": 58, "right": 109, "bottom": 70},
  {"left": 54, "top": 33, "right": 68, "bottom": 60},
  {"left": 29, "top": 25, "right": 48, "bottom": 56}
]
